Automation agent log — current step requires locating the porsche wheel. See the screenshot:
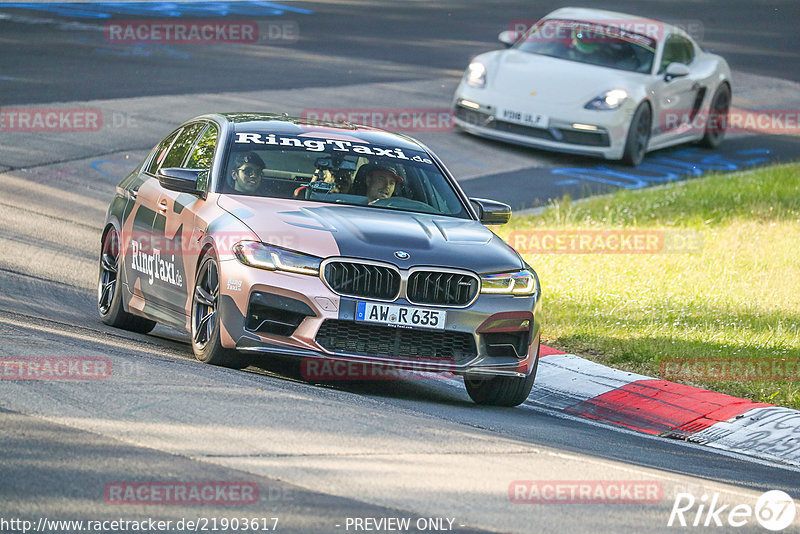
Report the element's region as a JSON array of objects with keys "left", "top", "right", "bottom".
[
  {"left": 621, "top": 102, "right": 652, "bottom": 167},
  {"left": 699, "top": 83, "right": 731, "bottom": 149},
  {"left": 98, "top": 228, "right": 156, "bottom": 333},
  {"left": 191, "top": 252, "right": 247, "bottom": 369},
  {"left": 464, "top": 344, "right": 539, "bottom": 407}
]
